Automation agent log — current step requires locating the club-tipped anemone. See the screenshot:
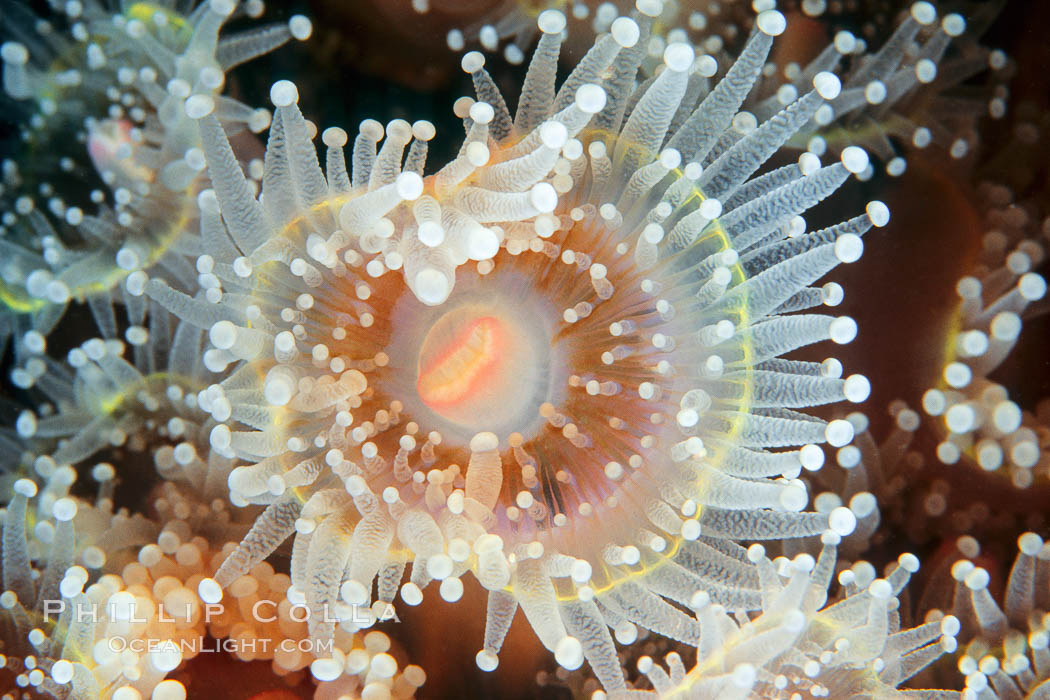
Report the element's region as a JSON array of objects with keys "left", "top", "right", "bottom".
[
  {"left": 0, "top": 472, "right": 162, "bottom": 699},
  {"left": 936, "top": 533, "right": 1050, "bottom": 700},
  {"left": 8, "top": 303, "right": 225, "bottom": 488},
  {"left": 922, "top": 182, "right": 1049, "bottom": 488},
  {"left": 617, "top": 534, "right": 959, "bottom": 698},
  {"left": 98, "top": 487, "right": 426, "bottom": 699},
  {"left": 0, "top": 1, "right": 311, "bottom": 350},
  {"left": 777, "top": 1, "right": 1011, "bottom": 174},
  {"left": 0, "top": 474, "right": 425, "bottom": 699},
  {"left": 432, "top": 0, "right": 1005, "bottom": 179},
  {"left": 431, "top": 0, "right": 750, "bottom": 68},
  {"left": 132, "top": 4, "right": 954, "bottom": 691}
]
